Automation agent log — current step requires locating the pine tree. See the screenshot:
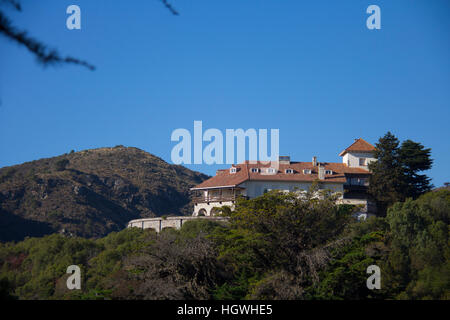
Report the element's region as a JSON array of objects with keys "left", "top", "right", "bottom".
[
  {"left": 368, "top": 132, "right": 406, "bottom": 215},
  {"left": 399, "top": 140, "right": 433, "bottom": 198},
  {"left": 368, "top": 132, "right": 433, "bottom": 215}
]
